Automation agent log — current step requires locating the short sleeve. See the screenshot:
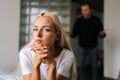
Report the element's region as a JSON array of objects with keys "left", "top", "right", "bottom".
[
  {"left": 57, "top": 52, "right": 74, "bottom": 78},
  {"left": 19, "top": 49, "right": 32, "bottom": 75}
]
